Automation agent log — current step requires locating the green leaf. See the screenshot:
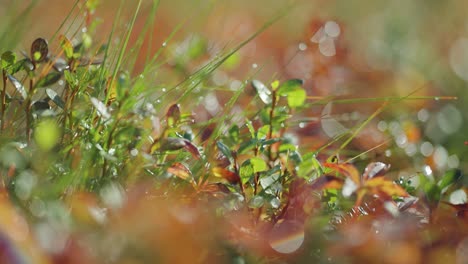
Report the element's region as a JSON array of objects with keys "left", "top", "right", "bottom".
[
  {"left": 245, "top": 120, "right": 255, "bottom": 138},
  {"left": 278, "top": 143, "right": 297, "bottom": 153},
  {"left": 228, "top": 125, "right": 240, "bottom": 143},
  {"left": 298, "top": 155, "right": 322, "bottom": 181},
  {"left": 286, "top": 88, "right": 306, "bottom": 108},
  {"left": 239, "top": 161, "right": 254, "bottom": 184},
  {"left": 257, "top": 125, "right": 270, "bottom": 139},
  {"left": 1, "top": 51, "right": 16, "bottom": 69},
  {"left": 277, "top": 79, "right": 303, "bottom": 94},
  {"left": 252, "top": 79, "right": 272, "bottom": 105},
  {"left": 216, "top": 141, "right": 232, "bottom": 160},
  {"left": 59, "top": 35, "right": 74, "bottom": 60},
  {"left": 8, "top": 59, "right": 28, "bottom": 75},
  {"left": 250, "top": 157, "right": 267, "bottom": 173},
  {"left": 34, "top": 119, "right": 60, "bottom": 151},
  {"left": 238, "top": 139, "right": 257, "bottom": 154},
  {"left": 46, "top": 88, "right": 65, "bottom": 109},
  {"left": 424, "top": 182, "right": 441, "bottom": 206},
  {"left": 35, "top": 72, "right": 62, "bottom": 88},
  {"left": 271, "top": 80, "right": 280, "bottom": 90},
  {"left": 277, "top": 79, "right": 306, "bottom": 108},
  {"left": 438, "top": 169, "right": 462, "bottom": 192}
]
